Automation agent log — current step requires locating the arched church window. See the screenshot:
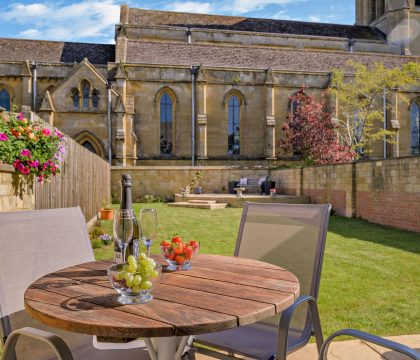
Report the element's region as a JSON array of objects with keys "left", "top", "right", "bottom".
[
  {"left": 228, "top": 95, "right": 240, "bottom": 156},
  {"left": 71, "top": 88, "right": 79, "bottom": 110},
  {"left": 0, "top": 89, "right": 11, "bottom": 111},
  {"left": 82, "top": 81, "right": 90, "bottom": 109},
  {"left": 92, "top": 89, "right": 99, "bottom": 109},
  {"left": 160, "top": 92, "right": 173, "bottom": 155},
  {"left": 410, "top": 101, "right": 420, "bottom": 155},
  {"left": 81, "top": 140, "right": 97, "bottom": 154}
]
